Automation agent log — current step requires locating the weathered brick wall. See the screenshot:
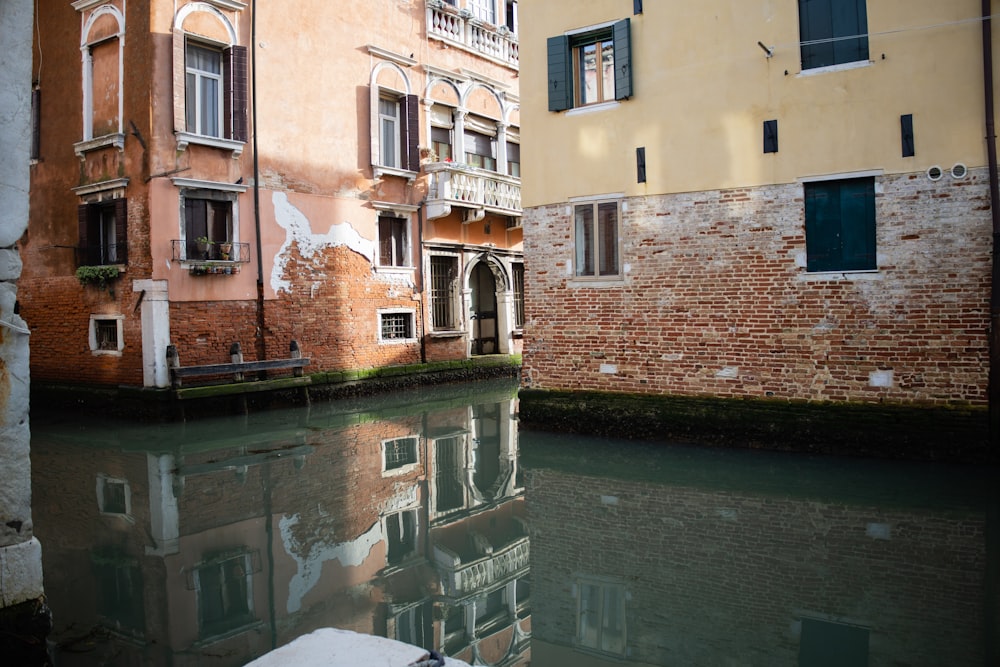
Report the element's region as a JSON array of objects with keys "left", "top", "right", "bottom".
[
  {"left": 522, "top": 170, "right": 991, "bottom": 405},
  {"left": 526, "top": 466, "right": 987, "bottom": 666}
]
